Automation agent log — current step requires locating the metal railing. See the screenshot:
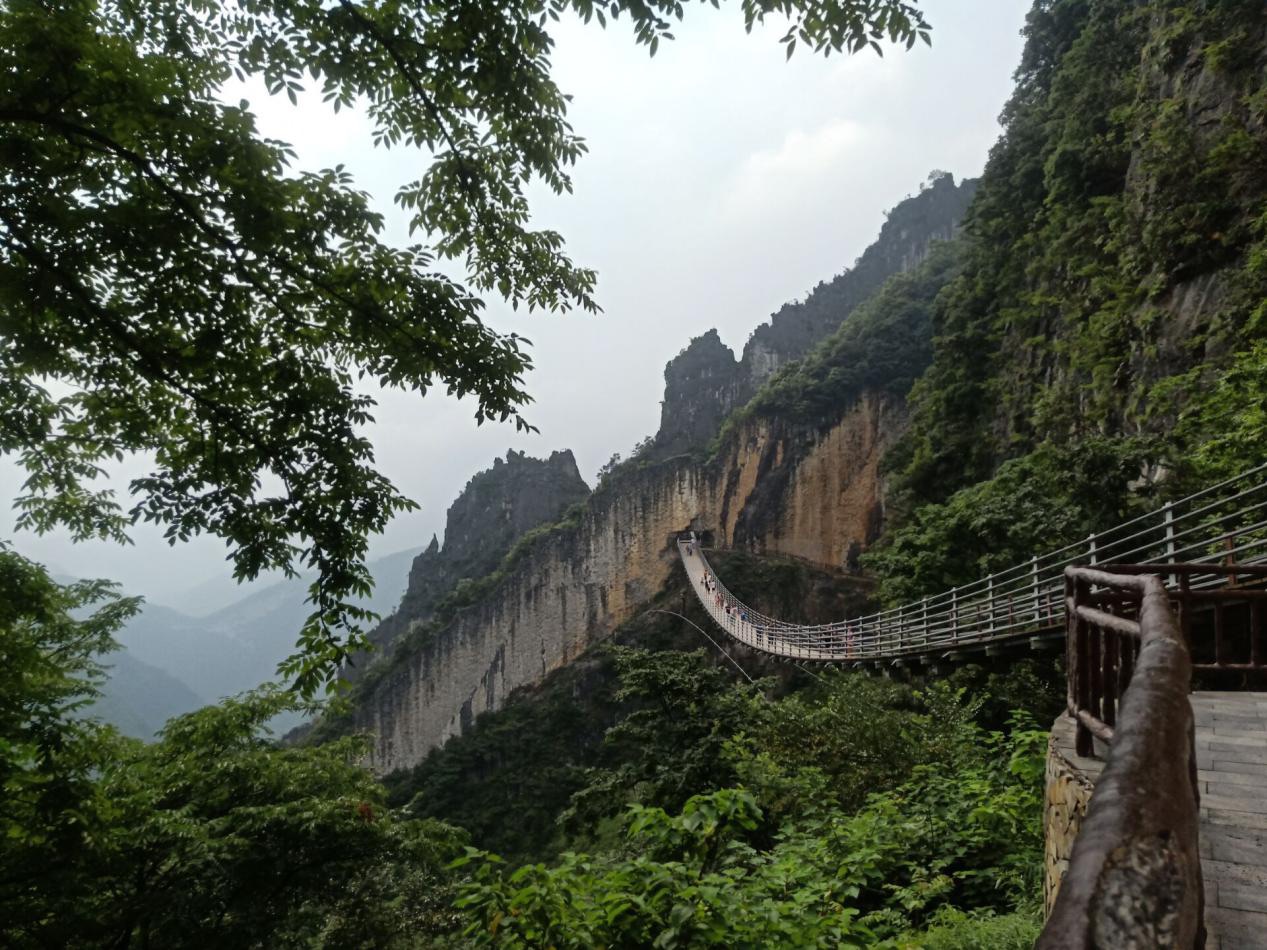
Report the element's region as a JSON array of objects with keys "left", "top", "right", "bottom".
[
  {"left": 1038, "top": 567, "right": 1204, "bottom": 949},
  {"left": 679, "top": 463, "right": 1267, "bottom": 663}
]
